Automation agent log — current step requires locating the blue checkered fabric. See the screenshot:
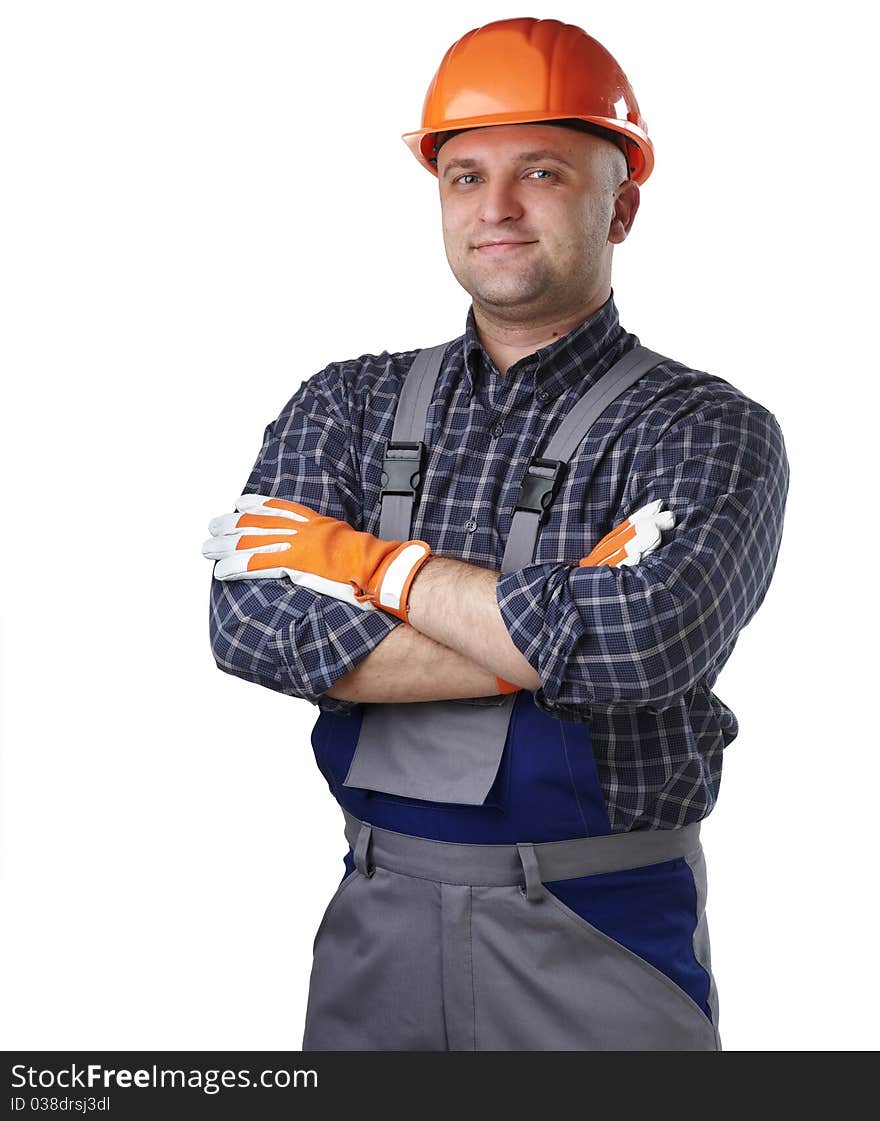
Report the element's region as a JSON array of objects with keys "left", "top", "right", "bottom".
[{"left": 208, "top": 290, "right": 789, "bottom": 830}]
